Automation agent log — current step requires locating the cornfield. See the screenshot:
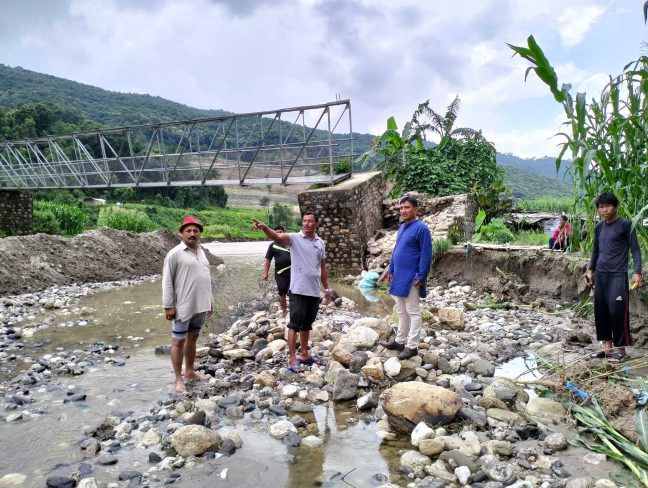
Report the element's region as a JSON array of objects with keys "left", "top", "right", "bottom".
[{"left": 509, "top": 36, "right": 648, "bottom": 253}]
